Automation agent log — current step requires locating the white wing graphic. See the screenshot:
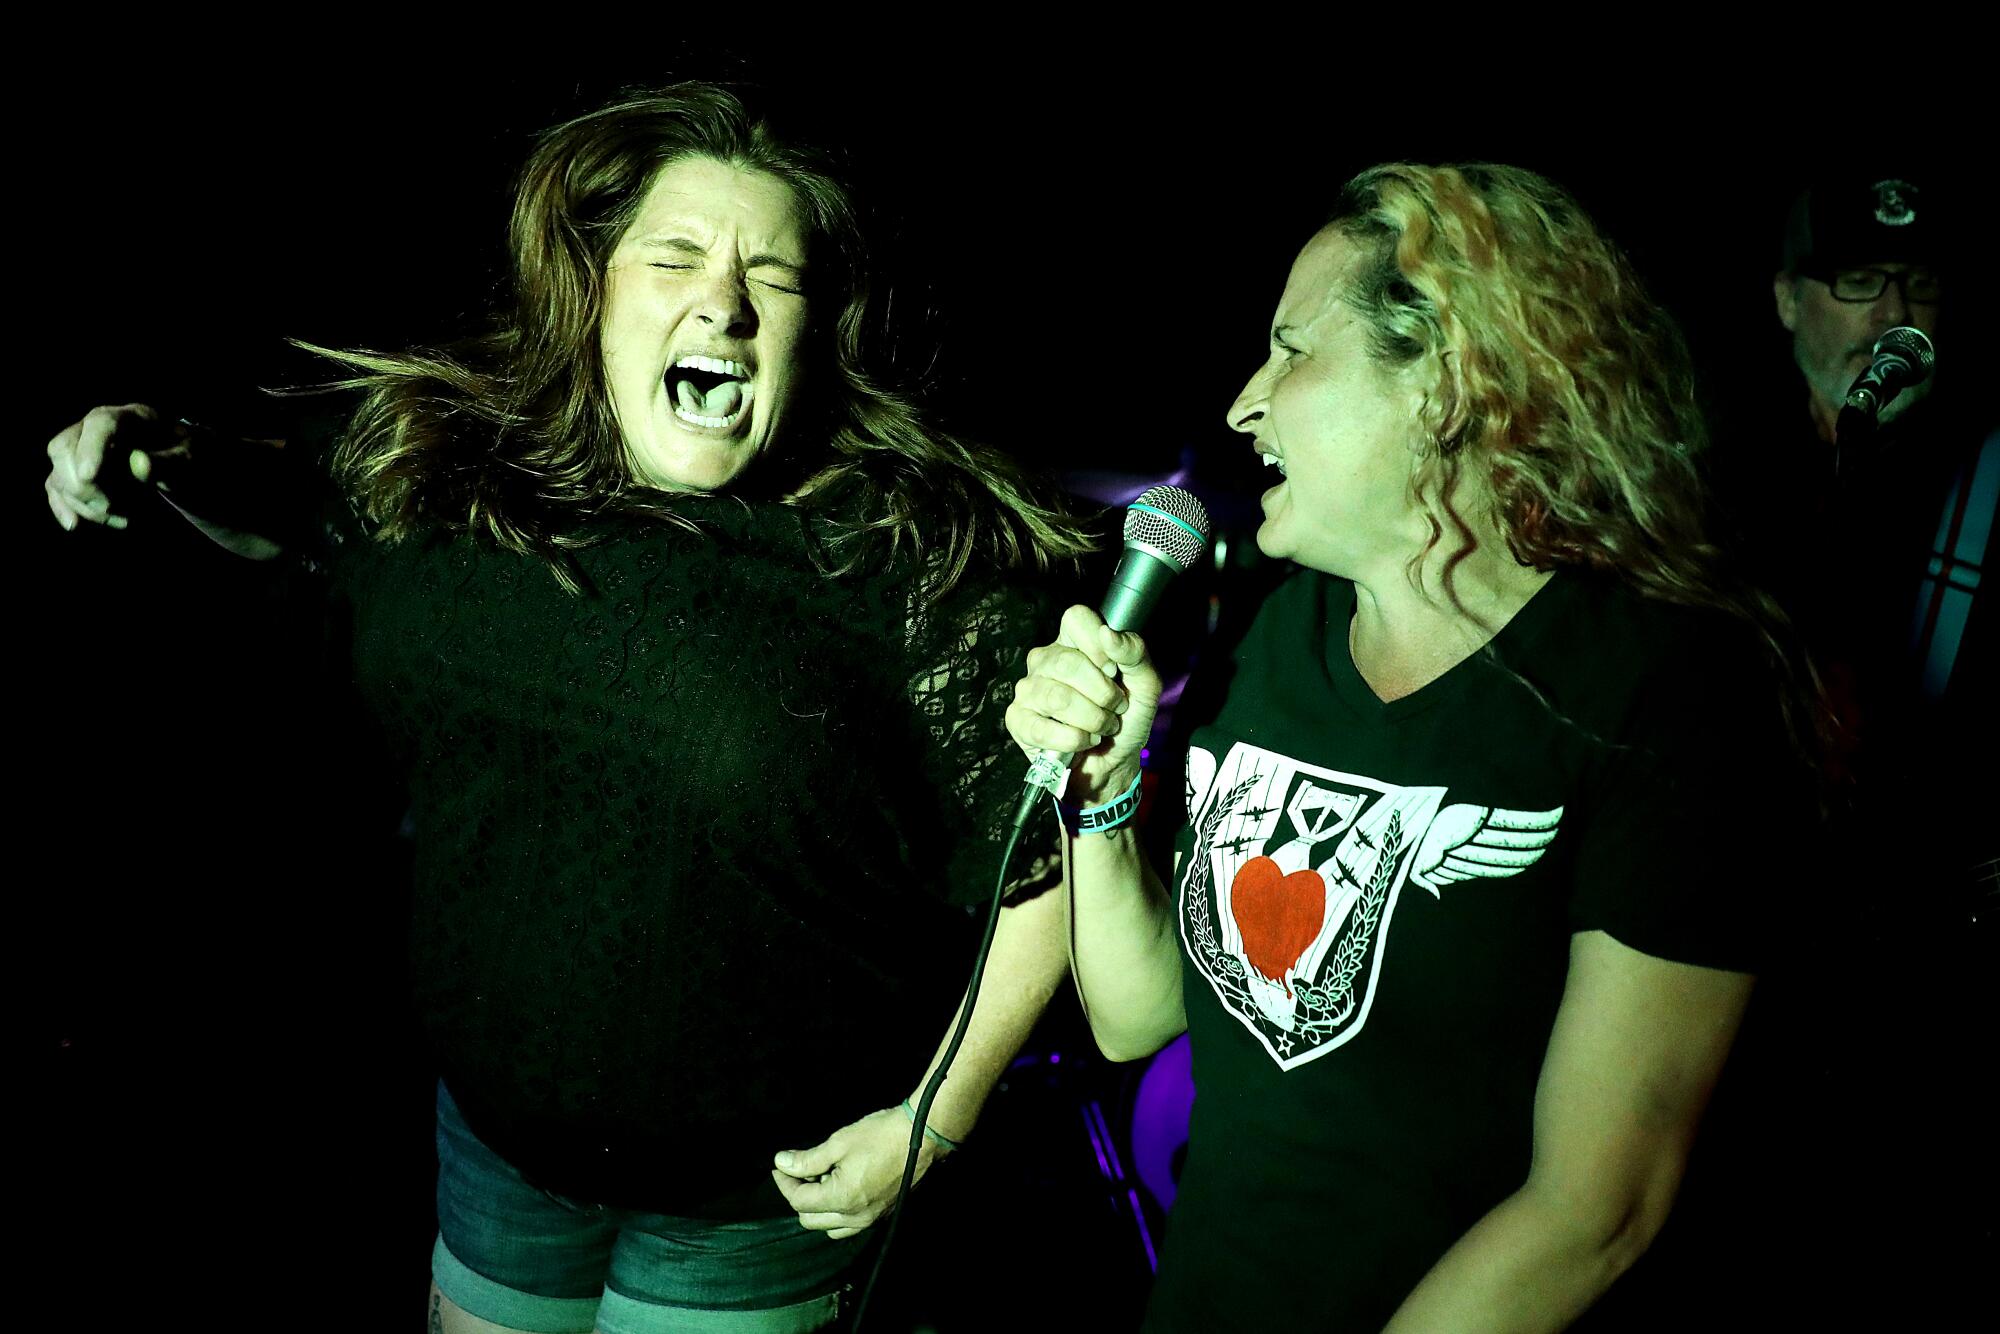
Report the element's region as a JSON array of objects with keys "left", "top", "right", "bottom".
[{"left": 1408, "top": 803, "right": 1565, "bottom": 896}]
